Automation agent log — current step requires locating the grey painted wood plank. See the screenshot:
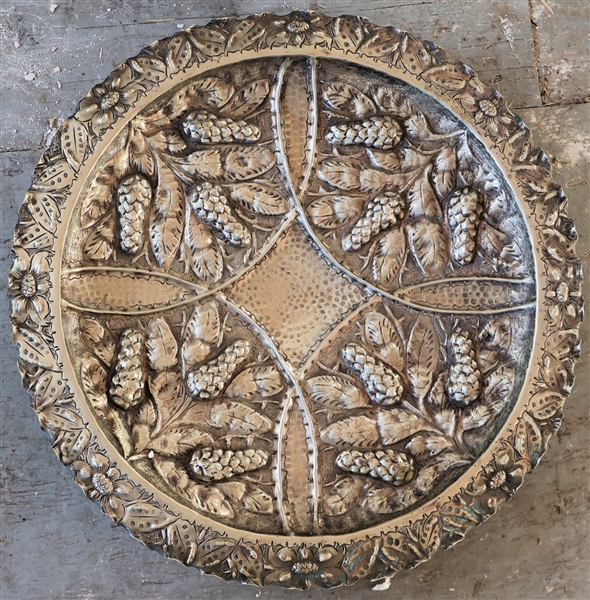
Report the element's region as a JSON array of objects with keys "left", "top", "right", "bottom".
[
  {"left": 530, "top": 0, "right": 590, "bottom": 104},
  {"left": 0, "top": 0, "right": 540, "bottom": 152}
]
